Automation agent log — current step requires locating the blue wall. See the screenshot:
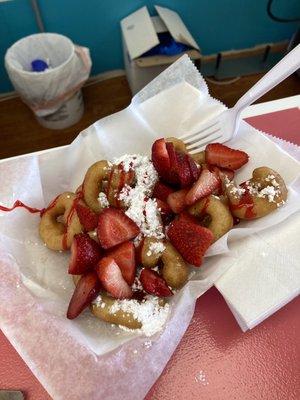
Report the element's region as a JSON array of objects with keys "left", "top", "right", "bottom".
[{"left": 1, "top": 0, "right": 299, "bottom": 93}]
